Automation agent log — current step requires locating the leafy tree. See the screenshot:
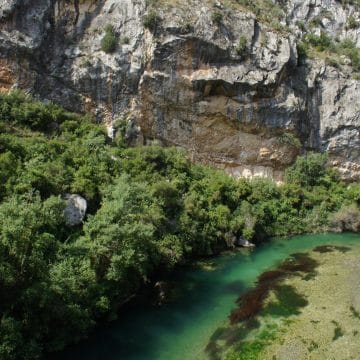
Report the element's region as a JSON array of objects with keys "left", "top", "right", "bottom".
[{"left": 285, "top": 152, "right": 328, "bottom": 187}]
